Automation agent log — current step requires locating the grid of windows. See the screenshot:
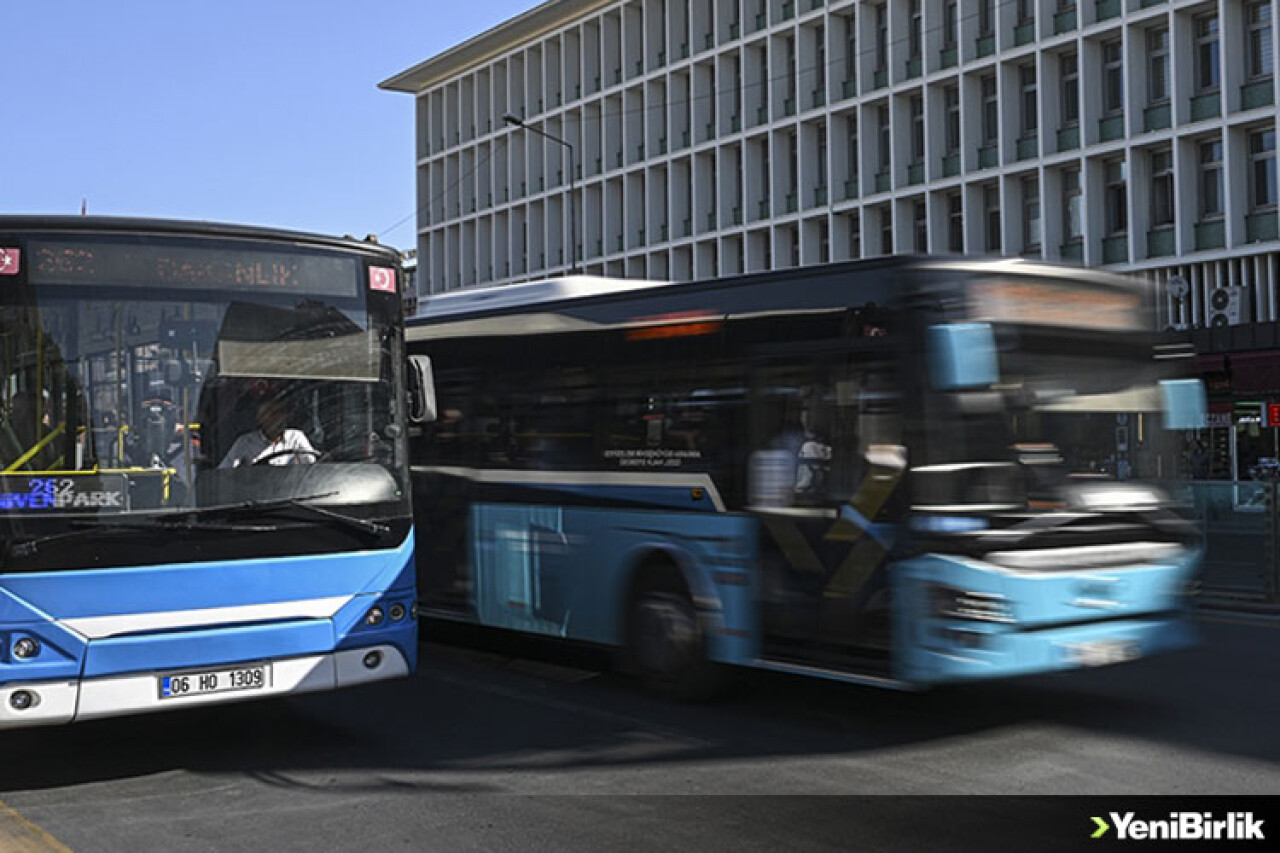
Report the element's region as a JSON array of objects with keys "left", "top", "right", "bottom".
[{"left": 398, "top": 0, "right": 1280, "bottom": 303}]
